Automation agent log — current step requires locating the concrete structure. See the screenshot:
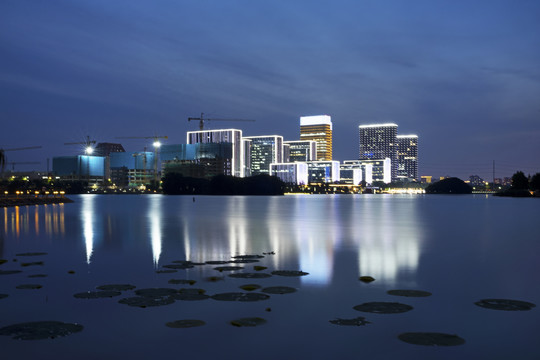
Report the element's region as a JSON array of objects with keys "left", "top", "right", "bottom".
[
  {"left": 160, "top": 143, "right": 233, "bottom": 179},
  {"left": 343, "top": 159, "right": 390, "bottom": 184},
  {"left": 270, "top": 162, "right": 308, "bottom": 185},
  {"left": 284, "top": 140, "right": 317, "bottom": 162},
  {"left": 187, "top": 129, "right": 243, "bottom": 177},
  {"left": 109, "top": 151, "right": 155, "bottom": 187},
  {"left": 396, "top": 135, "right": 418, "bottom": 181},
  {"left": 300, "top": 115, "right": 332, "bottom": 160},
  {"left": 359, "top": 123, "right": 398, "bottom": 180},
  {"left": 339, "top": 168, "right": 362, "bottom": 185},
  {"left": 243, "top": 135, "right": 283, "bottom": 176},
  {"left": 283, "top": 143, "right": 290, "bottom": 163},
  {"left": 306, "top": 161, "right": 340, "bottom": 183}
]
